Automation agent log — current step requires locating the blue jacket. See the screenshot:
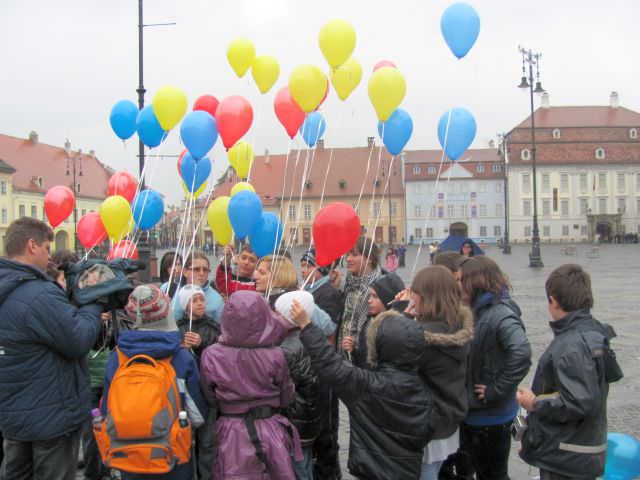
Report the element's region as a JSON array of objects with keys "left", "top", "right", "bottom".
[
  {"left": 0, "top": 258, "right": 103, "bottom": 441},
  {"left": 102, "top": 329, "right": 206, "bottom": 480}
]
